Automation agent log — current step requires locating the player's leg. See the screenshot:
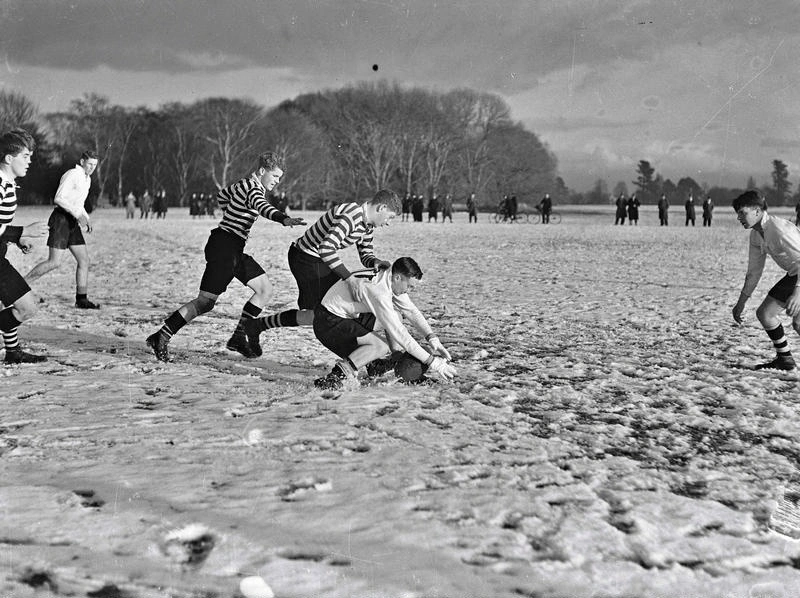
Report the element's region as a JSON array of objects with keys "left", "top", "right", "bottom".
[
  {"left": 1, "top": 257, "right": 46, "bottom": 363},
  {"left": 147, "top": 230, "right": 233, "bottom": 361},
  {"left": 245, "top": 247, "right": 334, "bottom": 352},
  {"left": 70, "top": 243, "right": 99, "bottom": 309},
  {"left": 26, "top": 210, "right": 69, "bottom": 283},
  {"left": 313, "top": 310, "right": 381, "bottom": 388},
  {"left": 25, "top": 246, "right": 66, "bottom": 282},
  {"left": 147, "top": 290, "right": 219, "bottom": 362},
  {"left": 755, "top": 284, "right": 796, "bottom": 370},
  {"left": 227, "top": 255, "right": 271, "bottom": 357}
]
